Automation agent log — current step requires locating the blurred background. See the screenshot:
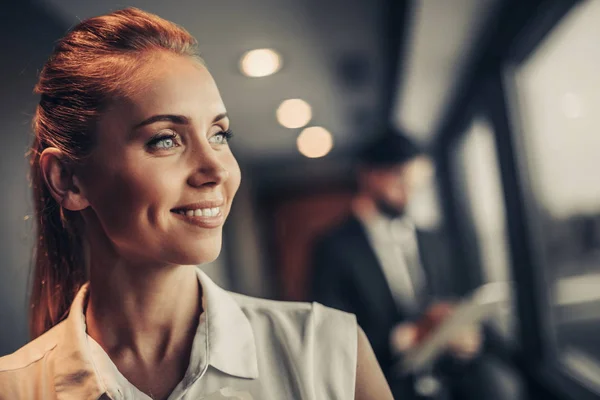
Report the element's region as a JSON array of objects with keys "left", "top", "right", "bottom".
[{"left": 1, "top": 0, "right": 599, "bottom": 399}]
